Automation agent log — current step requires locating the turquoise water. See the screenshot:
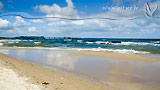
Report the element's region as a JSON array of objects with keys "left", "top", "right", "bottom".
[{"left": 1, "top": 38, "right": 160, "bottom": 54}]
